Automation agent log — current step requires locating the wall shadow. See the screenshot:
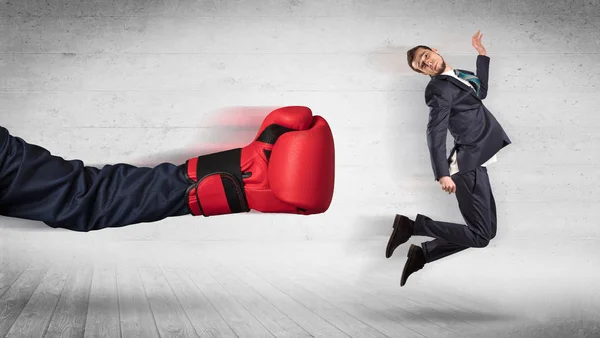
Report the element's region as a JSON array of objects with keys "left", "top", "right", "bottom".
[{"left": 131, "top": 106, "right": 278, "bottom": 167}]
